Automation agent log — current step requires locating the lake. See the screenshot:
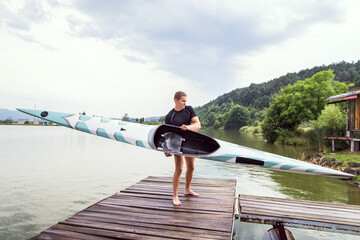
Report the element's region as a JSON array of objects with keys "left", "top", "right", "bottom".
[{"left": 0, "top": 125, "right": 359, "bottom": 239}]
